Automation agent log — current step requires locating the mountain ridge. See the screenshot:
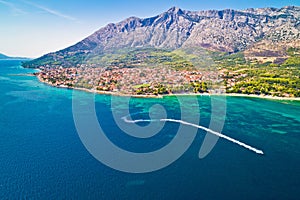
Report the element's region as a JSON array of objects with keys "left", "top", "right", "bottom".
[{"left": 23, "top": 5, "right": 300, "bottom": 68}]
